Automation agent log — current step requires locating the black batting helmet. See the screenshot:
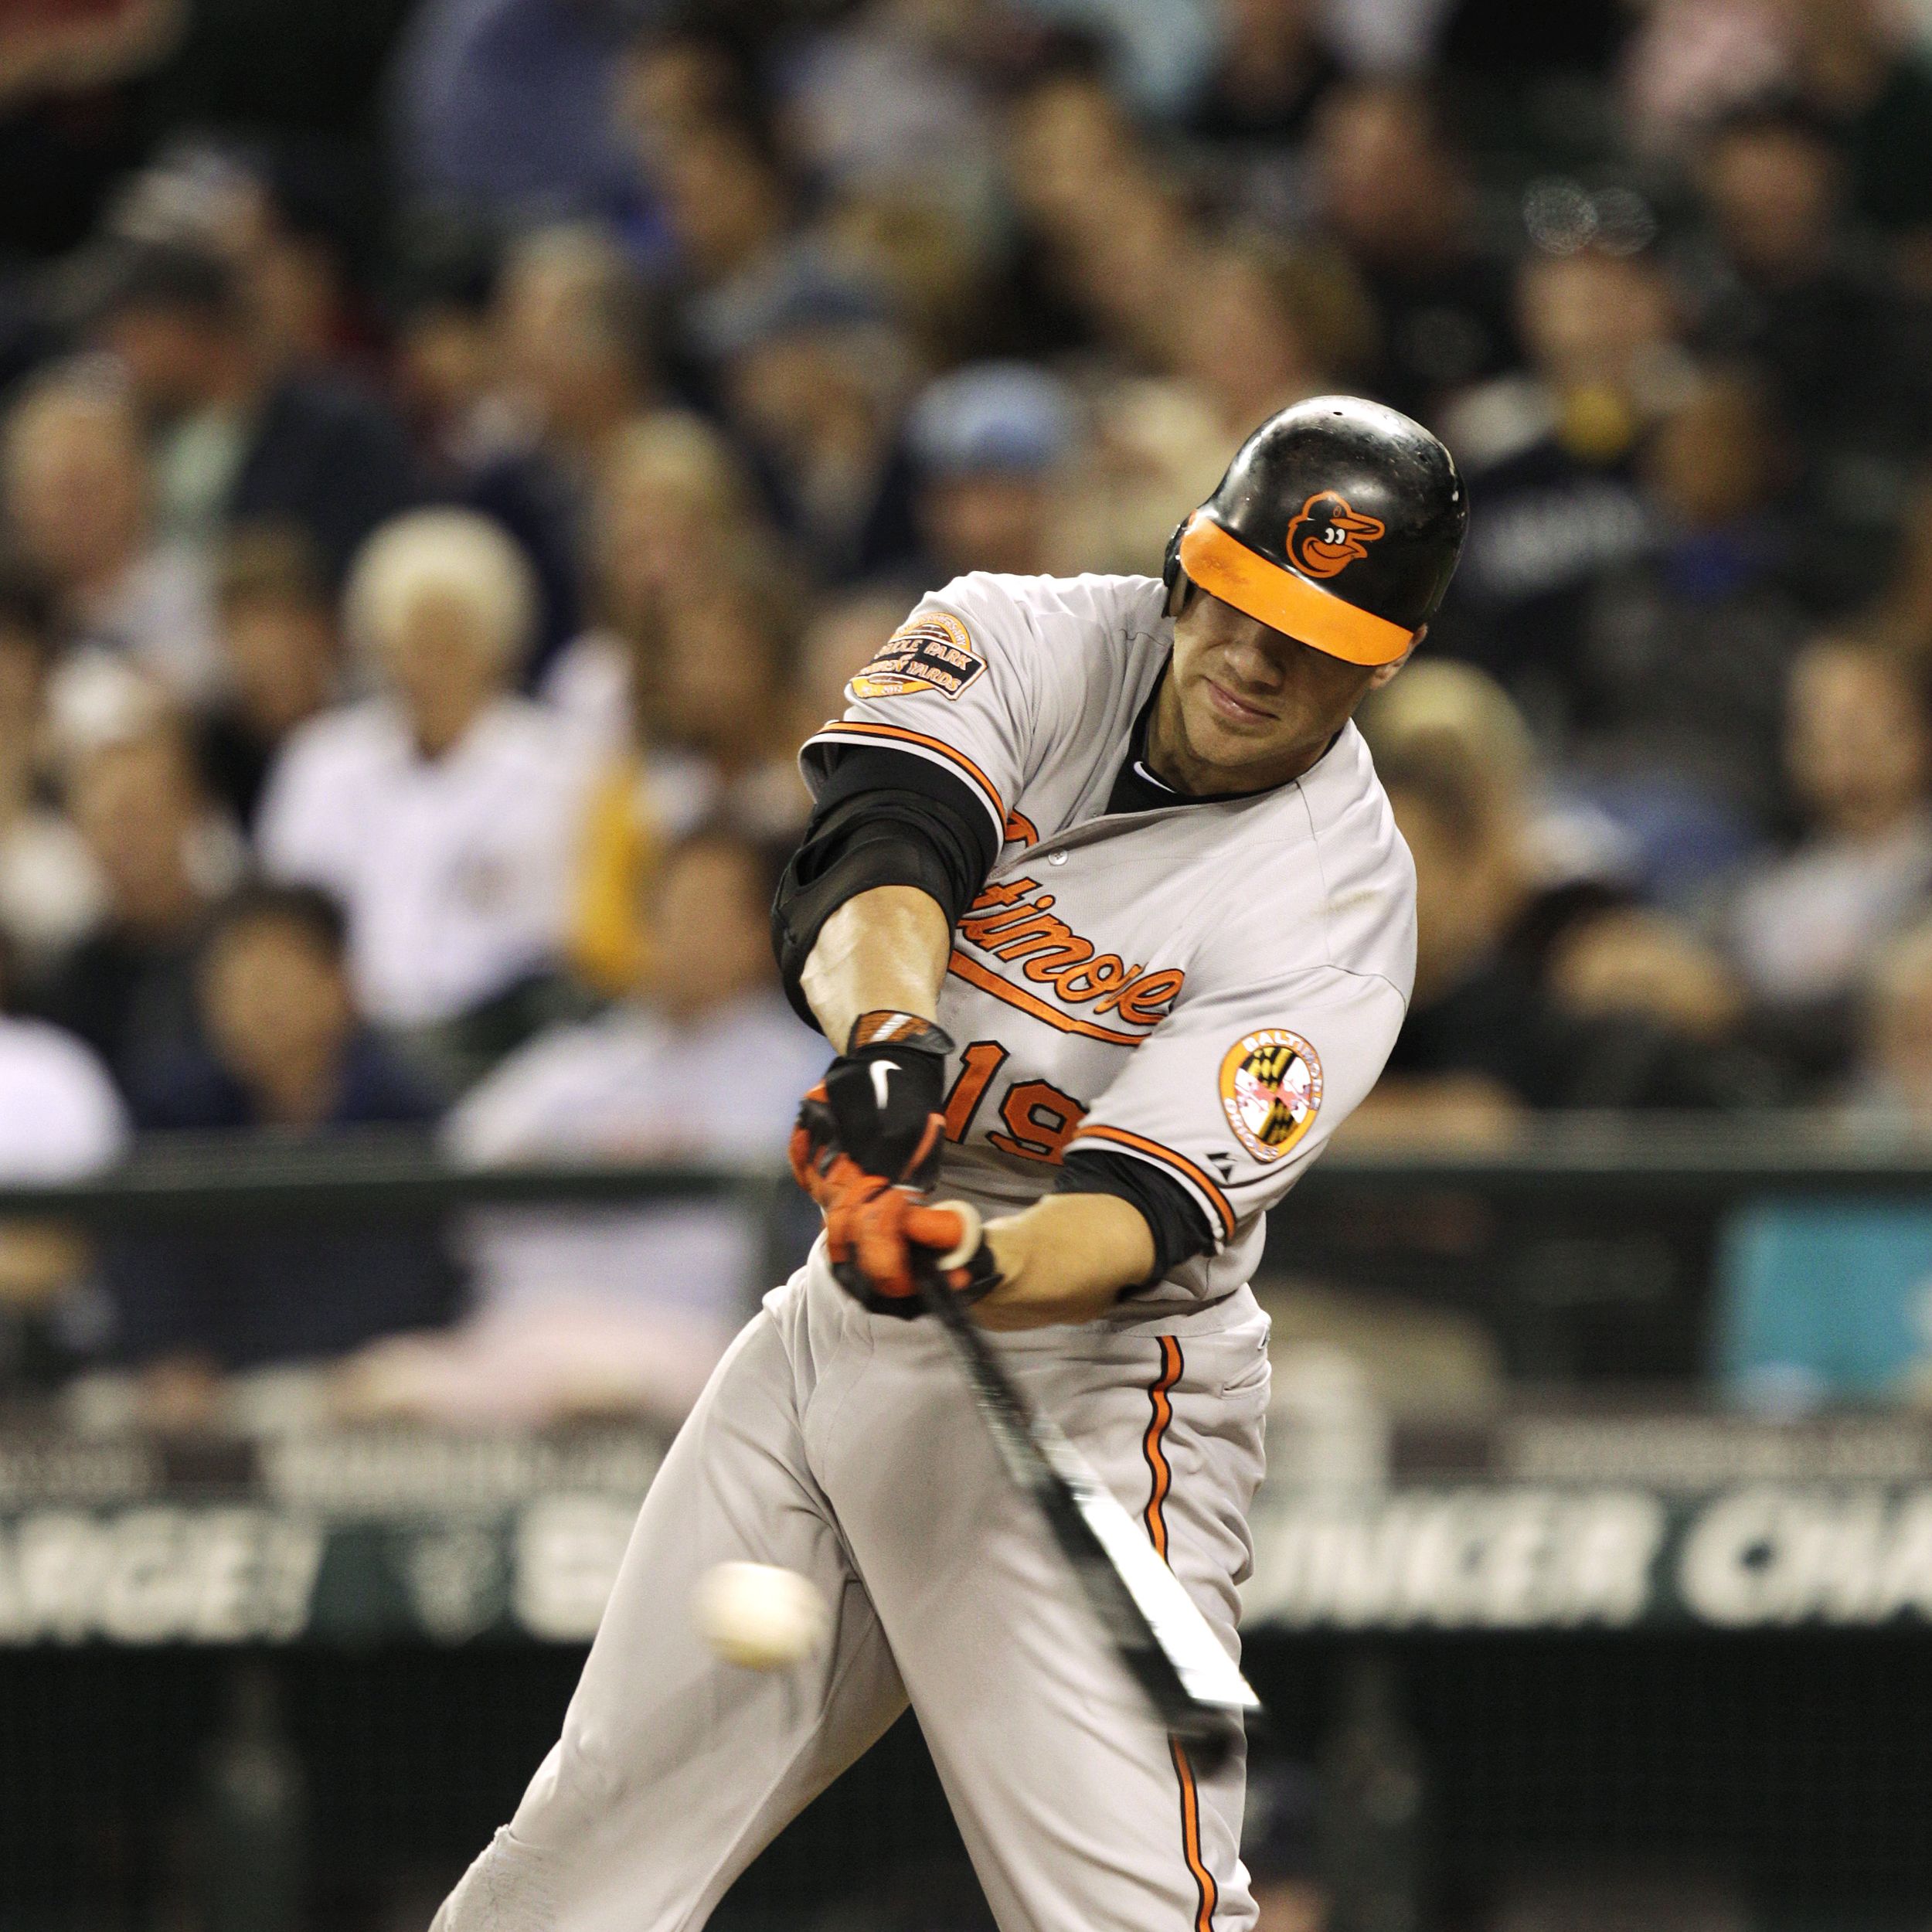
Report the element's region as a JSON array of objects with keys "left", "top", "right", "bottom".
[{"left": 1163, "top": 396, "right": 1468, "bottom": 668}]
